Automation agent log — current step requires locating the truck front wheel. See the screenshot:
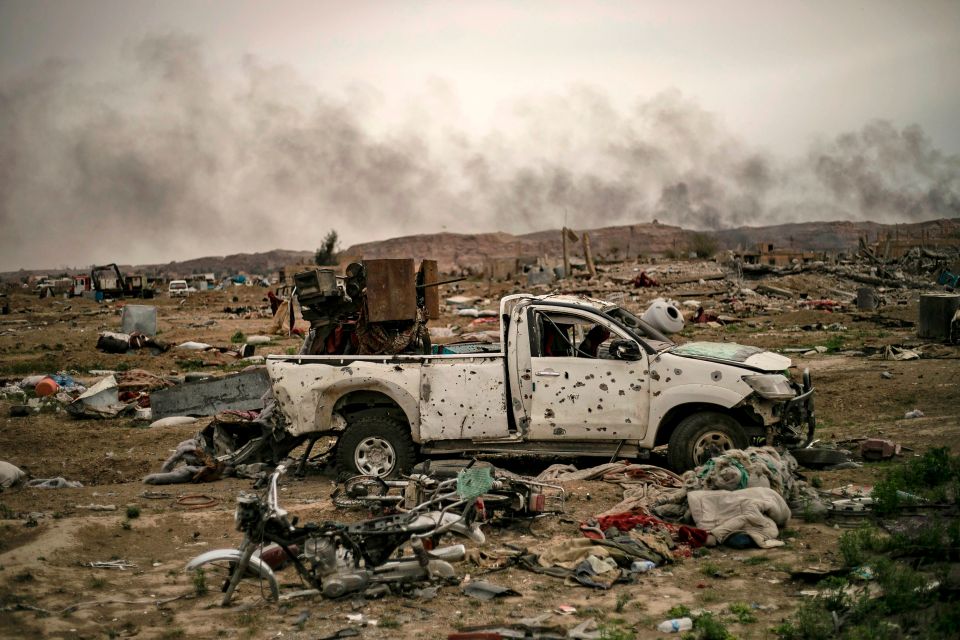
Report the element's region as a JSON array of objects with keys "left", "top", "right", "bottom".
[
  {"left": 666, "top": 411, "right": 748, "bottom": 473},
  {"left": 335, "top": 416, "right": 416, "bottom": 478}
]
